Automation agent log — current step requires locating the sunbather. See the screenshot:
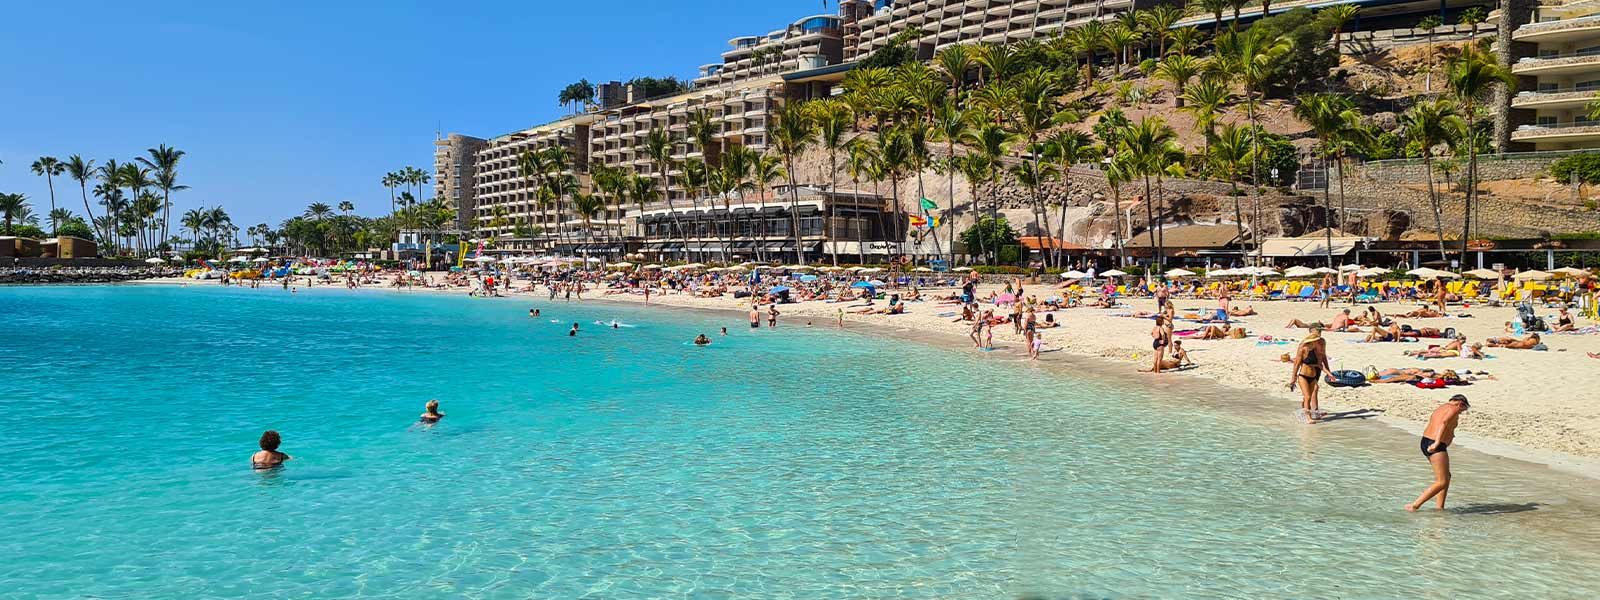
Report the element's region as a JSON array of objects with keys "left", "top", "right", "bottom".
[
  {"left": 1405, "top": 337, "right": 1466, "bottom": 359},
  {"left": 1396, "top": 307, "right": 1443, "bottom": 318},
  {"left": 1228, "top": 305, "right": 1257, "bottom": 317},
  {"left": 1364, "top": 323, "right": 1405, "bottom": 343},
  {"left": 1486, "top": 333, "right": 1541, "bottom": 349},
  {"left": 1373, "top": 368, "right": 1438, "bottom": 384},
  {"left": 1287, "top": 308, "right": 1354, "bottom": 331}
]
